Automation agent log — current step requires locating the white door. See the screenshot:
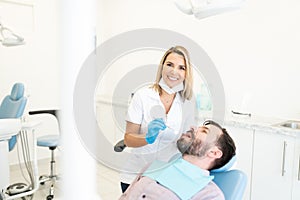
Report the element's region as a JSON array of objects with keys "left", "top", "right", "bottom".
[
  {"left": 292, "top": 139, "right": 300, "bottom": 200},
  {"left": 251, "top": 130, "right": 295, "bottom": 200}
]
